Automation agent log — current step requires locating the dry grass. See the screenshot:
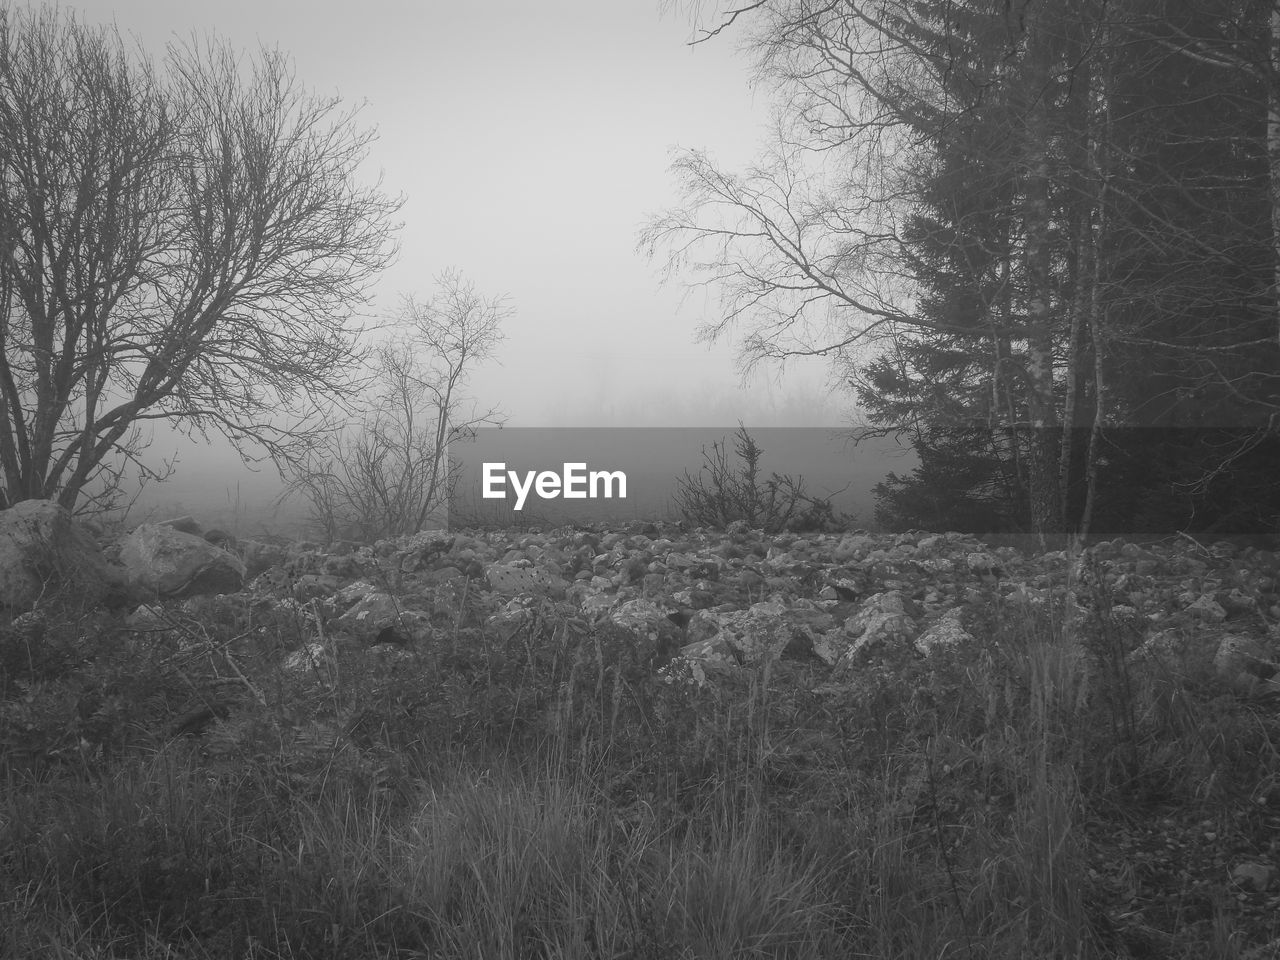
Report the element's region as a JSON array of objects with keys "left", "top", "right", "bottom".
[{"left": 2, "top": 539, "right": 1278, "bottom": 958}]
